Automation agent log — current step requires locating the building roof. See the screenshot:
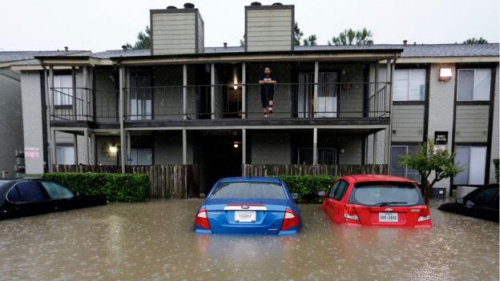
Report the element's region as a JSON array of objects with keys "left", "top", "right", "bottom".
[
  {"left": 88, "top": 43, "right": 499, "bottom": 60},
  {"left": 0, "top": 50, "right": 90, "bottom": 63}
]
